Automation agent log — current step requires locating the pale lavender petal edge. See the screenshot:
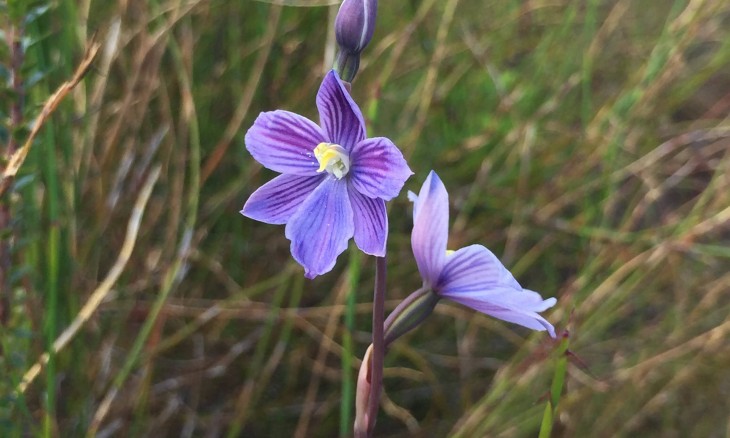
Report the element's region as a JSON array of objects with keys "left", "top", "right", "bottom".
[
  {"left": 437, "top": 245, "right": 522, "bottom": 294},
  {"left": 441, "top": 289, "right": 557, "bottom": 337}
]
